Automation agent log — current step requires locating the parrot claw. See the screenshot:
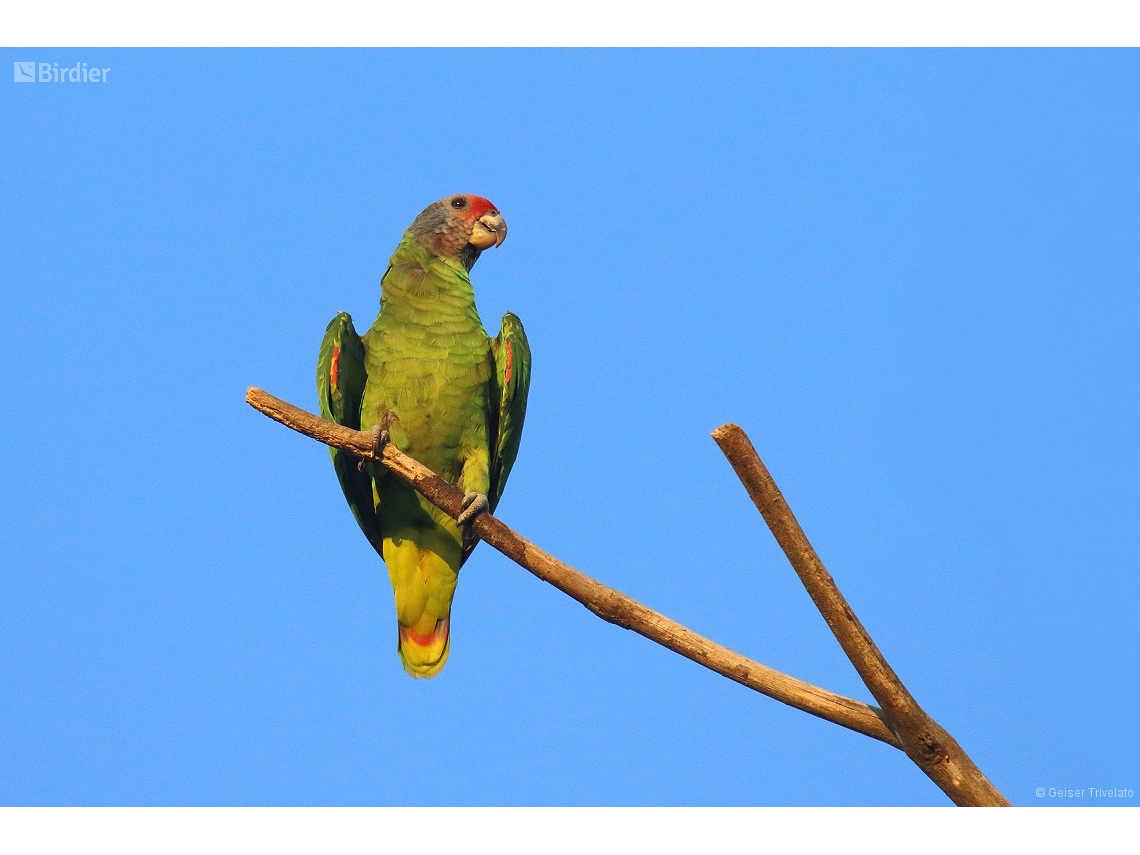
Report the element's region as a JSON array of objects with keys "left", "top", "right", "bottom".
[
  {"left": 359, "top": 426, "right": 389, "bottom": 471},
  {"left": 457, "top": 492, "right": 489, "bottom": 525},
  {"left": 371, "top": 424, "right": 390, "bottom": 457}
]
